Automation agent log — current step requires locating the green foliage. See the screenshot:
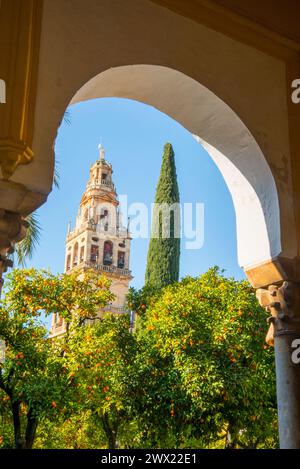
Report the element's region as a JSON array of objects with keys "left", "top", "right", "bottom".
[
  {"left": 0, "top": 267, "right": 278, "bottom": 449},
  {"left": 34, "top": 411, "right": 108, "bottom": 449},
  {"left": 145, "top": 143, "right": 180, "bottom": 289},
  {"left": 64, "top": 314, "right": 137, "bottom": 449},
  {"left": 34, "top": 314, "right": 138, "bottom": 449},
  {"left": 0, "top": 268, "right": 113, "bottom": 448},
  {"left": 133, "top": 267, "right": 278, "bottom": 448},
  {"left": 2, "top": 268, "right": 114, "bottom": 327}
]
